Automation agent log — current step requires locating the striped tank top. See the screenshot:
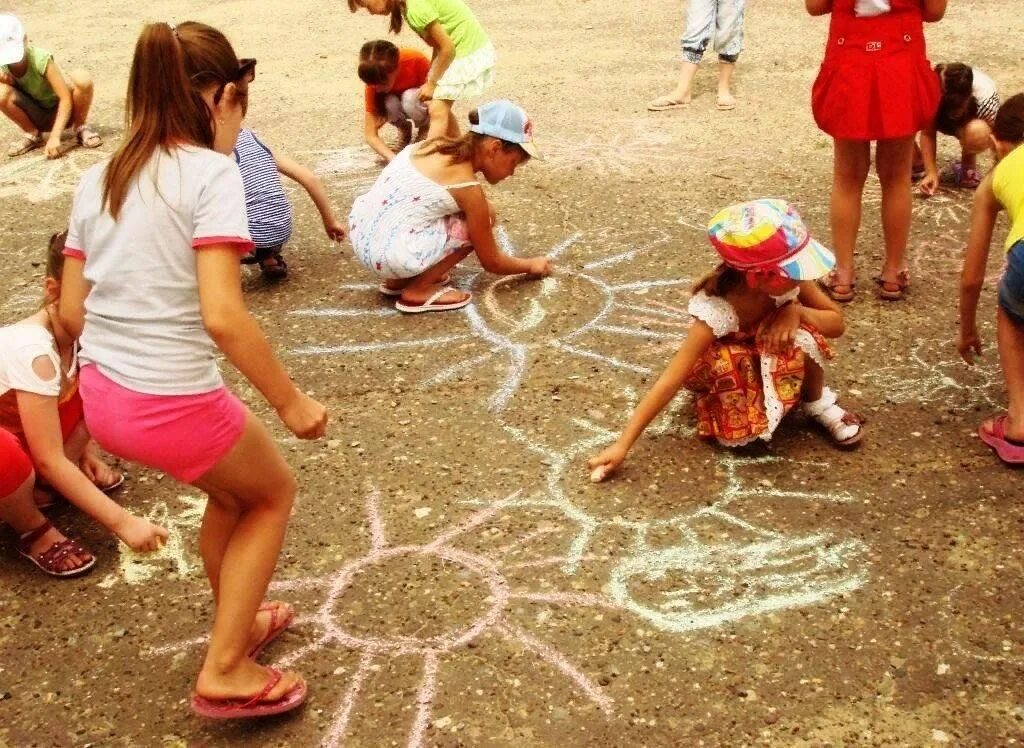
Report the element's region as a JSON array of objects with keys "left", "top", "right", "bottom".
[{"left": 233, "top": 129, "right": 292, "bottom": 248}]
